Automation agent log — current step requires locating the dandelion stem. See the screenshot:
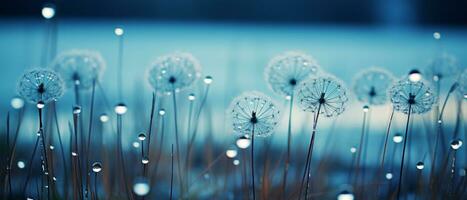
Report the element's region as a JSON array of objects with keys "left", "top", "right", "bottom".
[
  {"left": 396, "top": 104, "right": 412, "bottom": 200},
  {"left": 375, "top": 109, "right": 394, "bottom": 197},
  {"left": 38, "top": 107, "right": 52, "bottom": 200},
  {"left": 282, "top": 95, "right": 293, "bottom": 198},
  {"left": 23, "top": 137, "right": 40, "bottom": 195},
  {"left": 251, "top": 125, "right": 256, "bottom": 200},
  {"left": 171, "top": 88, "right": 184, "bottom": 195},
  {"left": 170, "top": 144, "right": 174, "bottom": 200},
  {"left": 144, "top": 93, "right": 156, "bottom": 177},
  {"left": 117, "top": 32, "right": 124, "bottom": 101},
  {"left": 117, "top": 115, "right": 132, "bottom": 200},
  {"left": 52, "top": 102, "right": 68, "bottom": 199},
  {"left": 186, "top": 84, "right": 211, "bottom": 188},
  {"left": 354, "top": 108, "right": 368, "bottom": 196},
  {"left": 299, "top": 103, "right": 322, "bottom": 200},
  {"left": 85, "top": 80, "right": 96, "bottom": 199}
]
